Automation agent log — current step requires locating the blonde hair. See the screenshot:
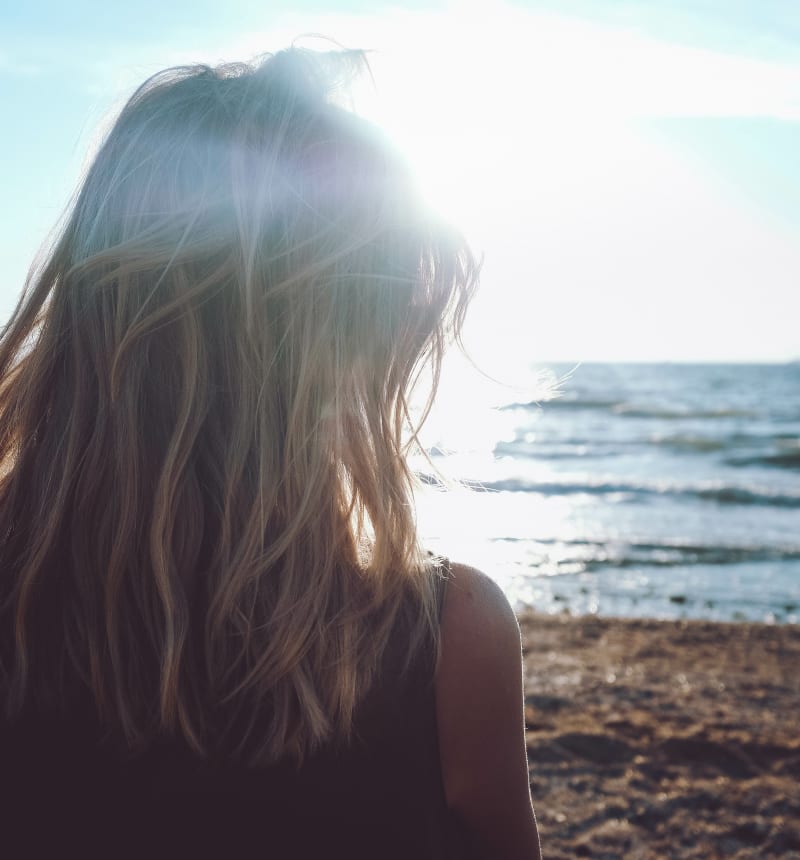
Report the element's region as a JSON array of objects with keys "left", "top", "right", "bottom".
[{"left": 0, "top": 49, "right": 477, "bottom": 765}]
